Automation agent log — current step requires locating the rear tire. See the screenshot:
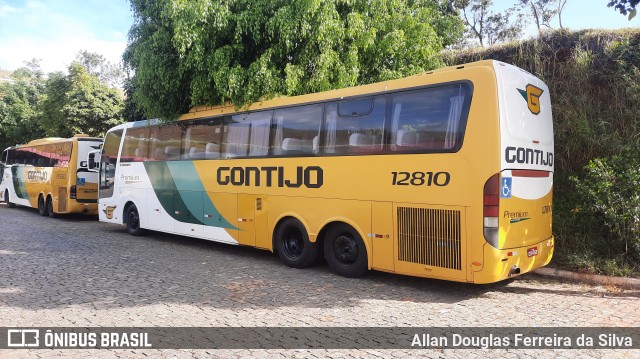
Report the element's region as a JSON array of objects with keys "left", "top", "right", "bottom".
[
  {"left": 125, "top": 204, "right": 146, "bottom": 236},
  {"left": 5, "top": 190, "right": 15, "bottom": 208},
  {"left": 274, "top": 218, "right": 319, "bottom": 268},
  {"left": 46, "top": 196, "right": 56, "bottom": 218},
  {"left": 38, "top": 195, "right": 47, "bottom": 216},
  {"left": 324, "top": 224, "right": 369, "bottom": 278}
]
